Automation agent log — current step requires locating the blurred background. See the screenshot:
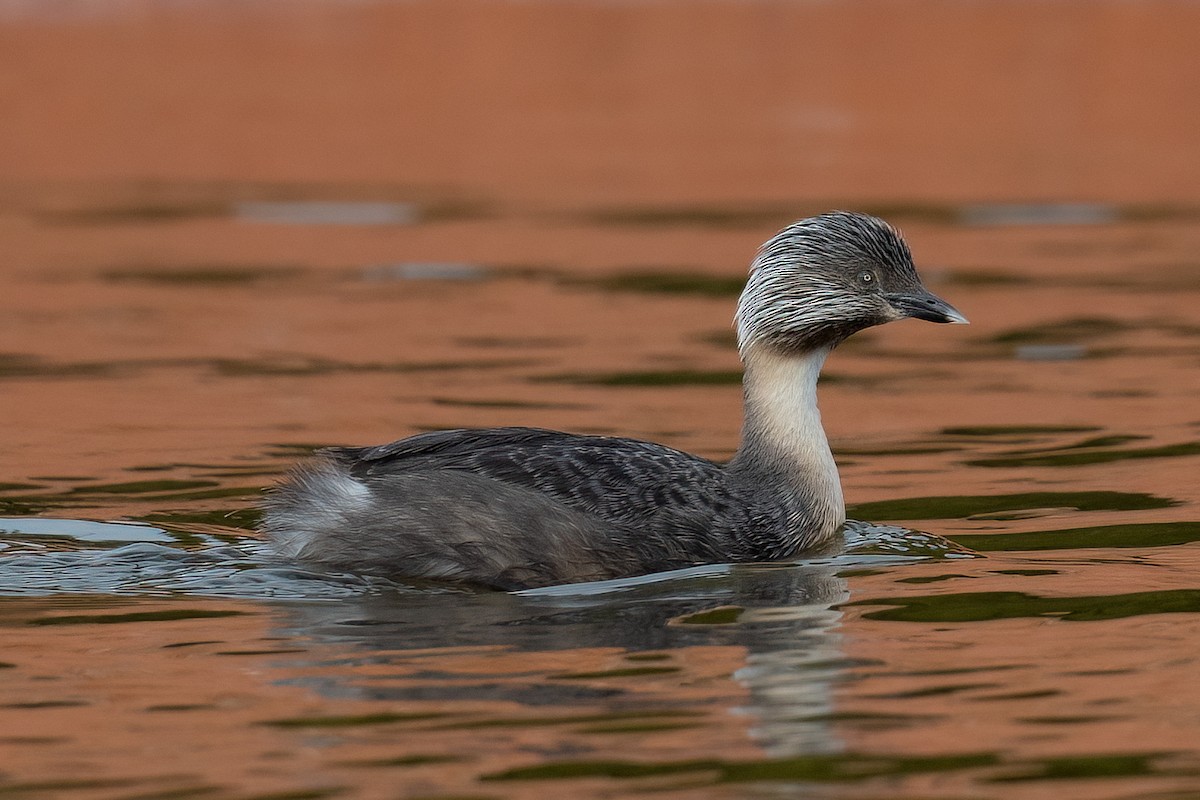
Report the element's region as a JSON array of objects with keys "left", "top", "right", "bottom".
[{"left": 2, "top": 1, "right": 1198, "bottom": 204}]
